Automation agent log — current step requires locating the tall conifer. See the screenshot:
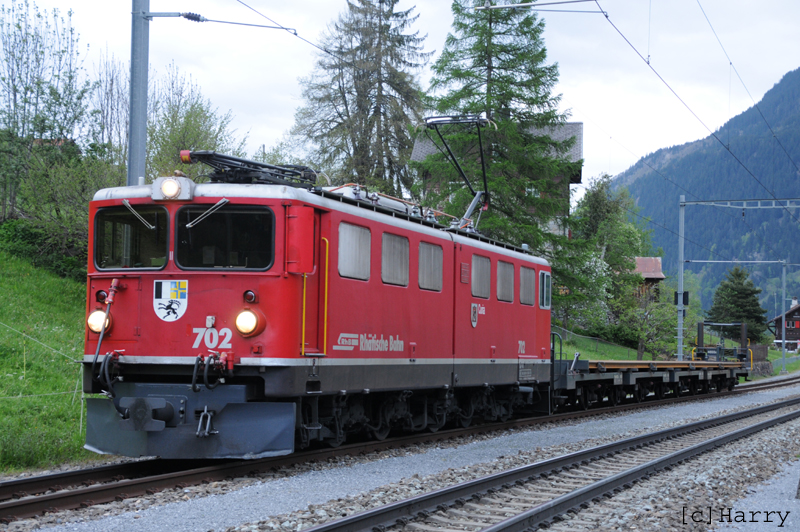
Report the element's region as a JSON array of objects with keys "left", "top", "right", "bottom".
[
  {"left": 418, "top": 0, "right": 585, "bottom": 312},
  {"left": 707, "top": 266, "right": 768, "bottom": 342}
]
